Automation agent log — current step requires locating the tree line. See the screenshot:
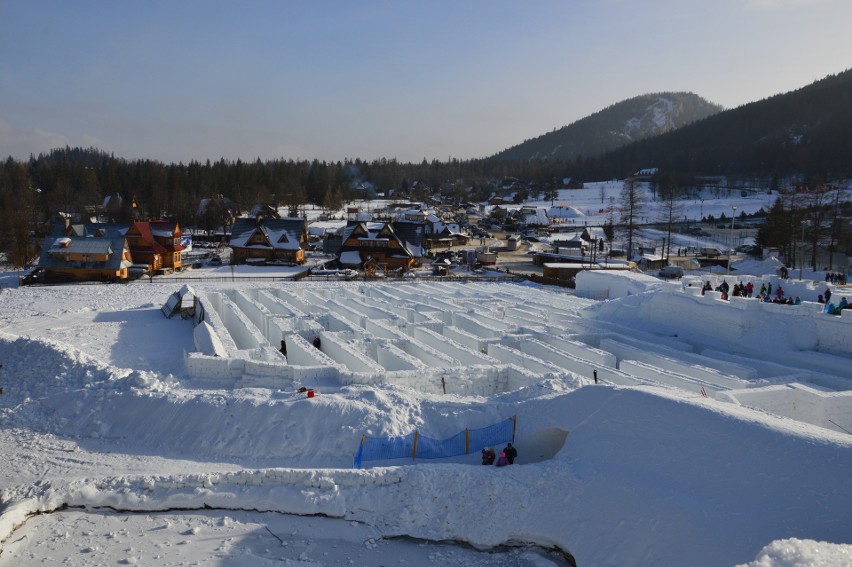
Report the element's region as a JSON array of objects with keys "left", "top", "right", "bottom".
[{"left": 0, "top": 147, "right": 583, "bottom": 267}]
